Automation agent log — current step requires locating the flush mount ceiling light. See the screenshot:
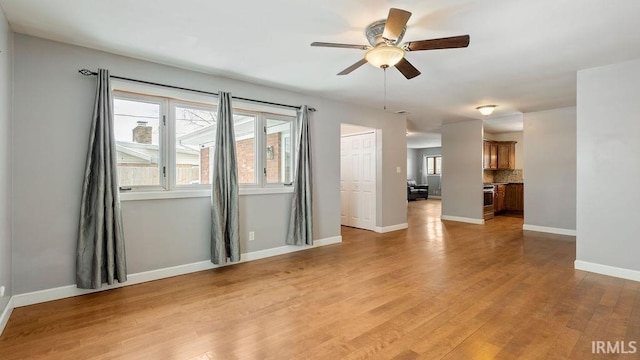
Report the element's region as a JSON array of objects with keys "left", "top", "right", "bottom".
[
  {"left": 476, "top": 105, "right": 497, "bottom": 116},
  {"left": 365, "top": 44, "right": 405, "bottom": 68}
]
